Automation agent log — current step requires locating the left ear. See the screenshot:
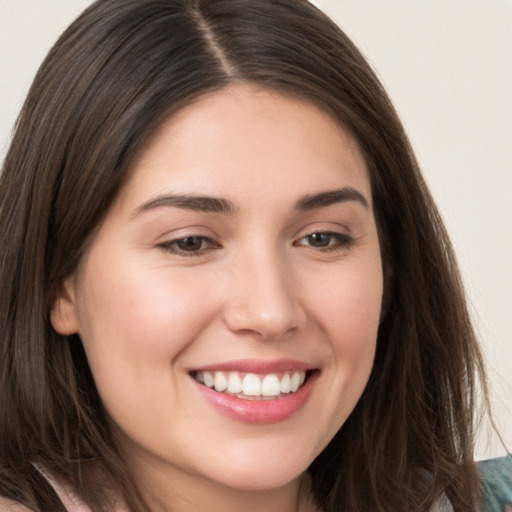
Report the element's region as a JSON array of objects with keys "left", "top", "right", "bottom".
[{"left": 50, "top": 276, "right": 80, "bottom": 335}]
